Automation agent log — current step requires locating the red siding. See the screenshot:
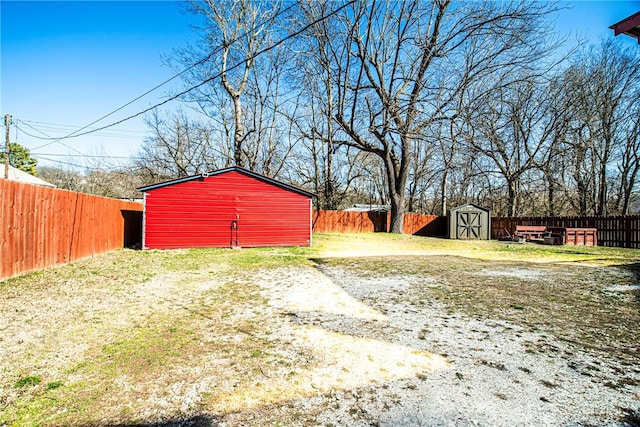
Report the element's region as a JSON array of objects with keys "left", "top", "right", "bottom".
[{"left": 143, "top": 171, "right": 311, "bottom": 249}]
